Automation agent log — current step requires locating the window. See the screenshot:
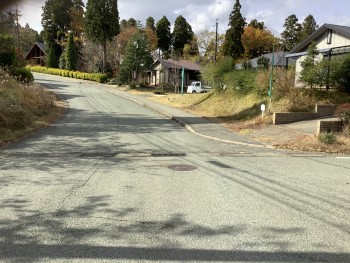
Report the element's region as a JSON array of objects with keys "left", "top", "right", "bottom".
[{"left": 327, "top": 29, "right": 333, "bottom": 44}]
